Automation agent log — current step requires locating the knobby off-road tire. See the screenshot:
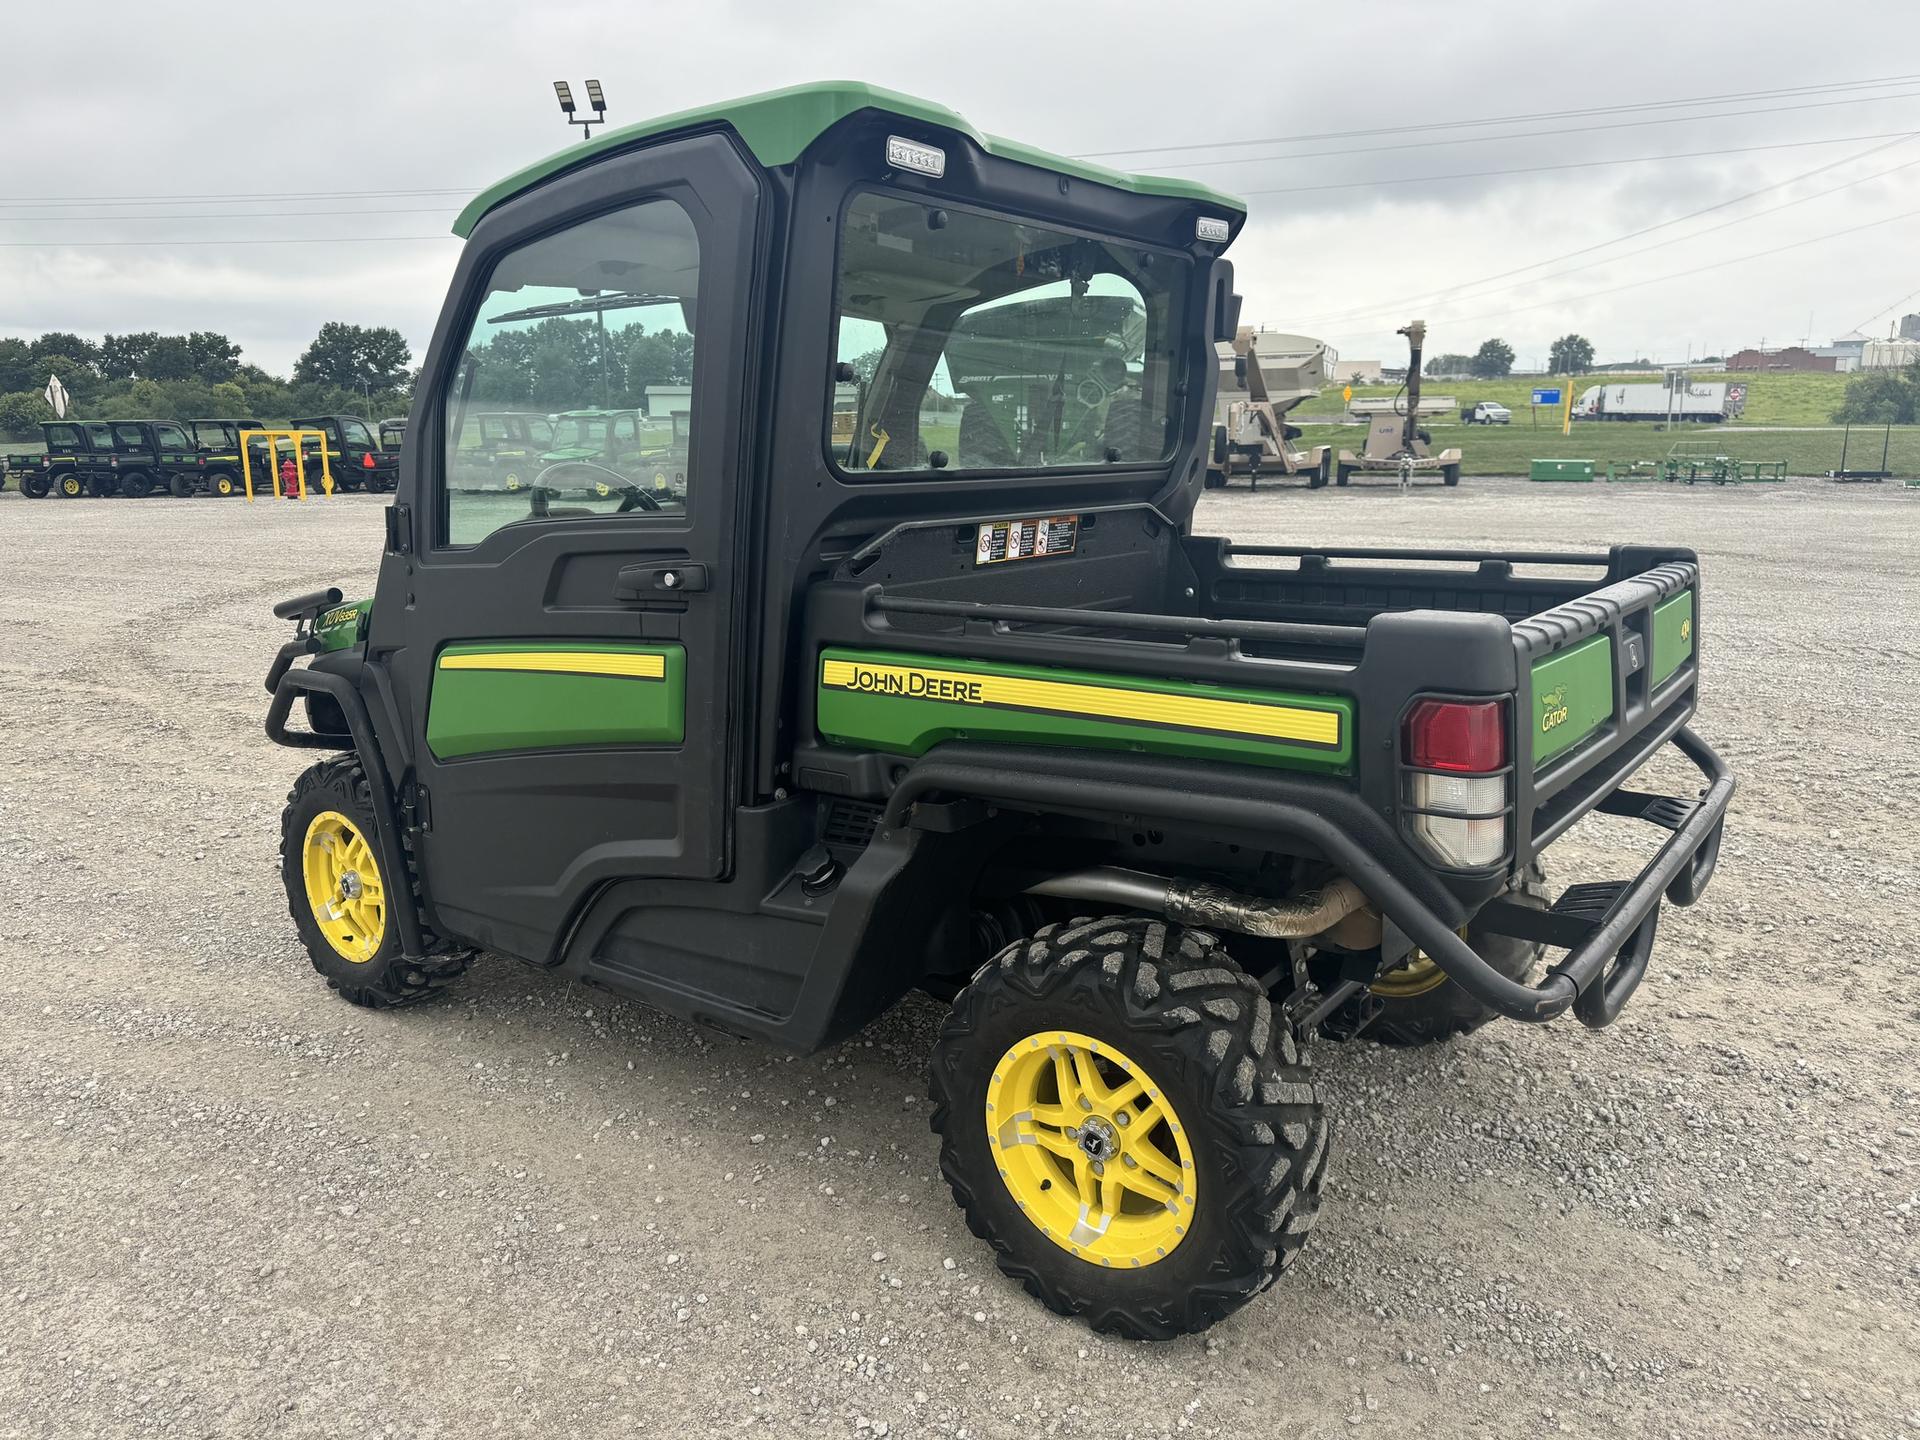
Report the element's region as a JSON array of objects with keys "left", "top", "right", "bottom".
[
  {"left": 280, "top": 755, "right": 473, "bottom": 1008},
  {"left": 930, "top": 916, "right": 1331, "bottom": 1339},
  {"left": 1361, "top": 862, "right": 1550, "bottom": 1047}
]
